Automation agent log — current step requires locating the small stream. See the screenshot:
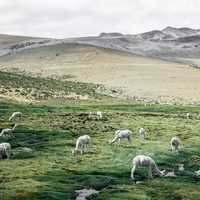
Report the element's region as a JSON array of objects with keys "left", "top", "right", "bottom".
[{"left": 75, "top": 188, "right": 99, "bottom": 200}]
